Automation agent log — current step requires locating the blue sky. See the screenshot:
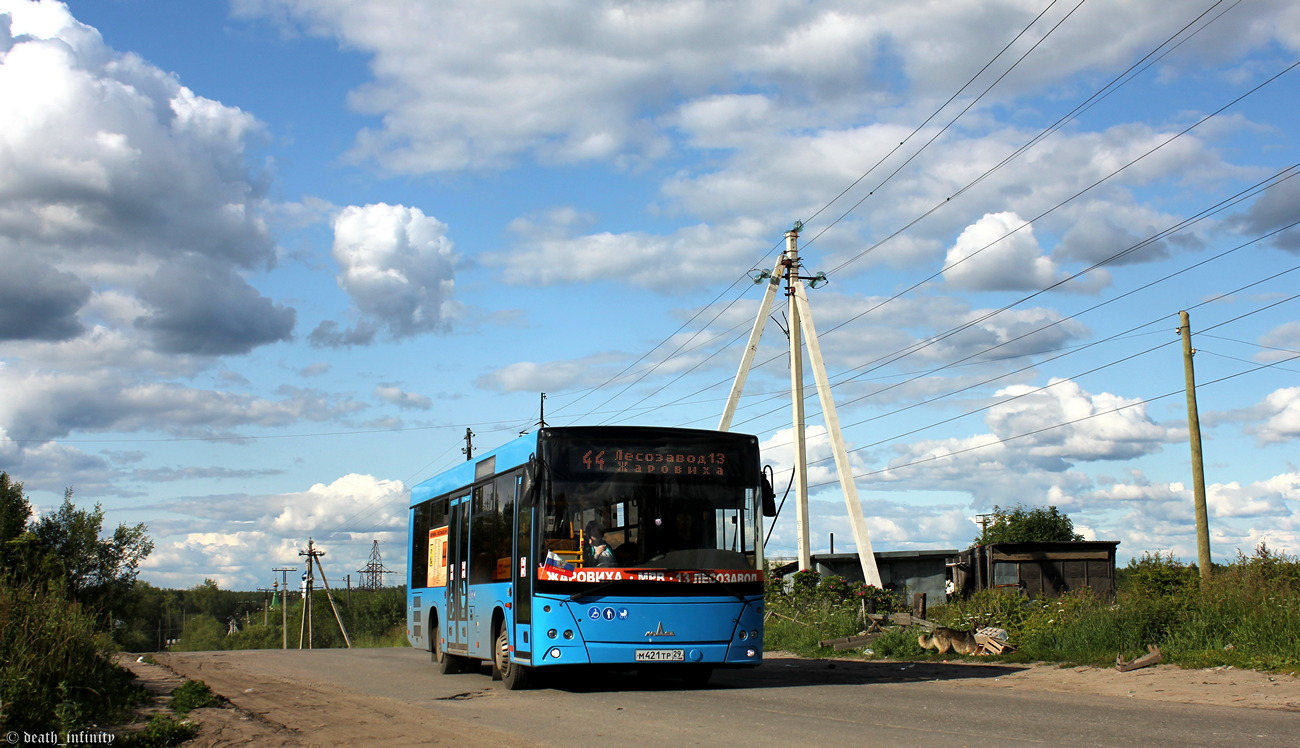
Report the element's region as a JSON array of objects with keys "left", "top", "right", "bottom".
[{"left": 2, "top": 0, "right": 1298, "bottom": 590}]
